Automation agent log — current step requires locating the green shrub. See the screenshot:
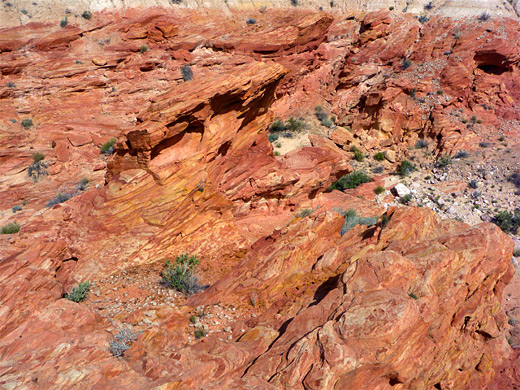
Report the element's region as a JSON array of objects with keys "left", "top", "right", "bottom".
[
  {"left": 181, "top": 64, "right": 193, "bottom": 81},
  {"left": 493, "top": 210, "right": 520, "bottom": 234},
  {"left": 12, "top": 205, "right": 22, "bottom": 213},
  {"left": 270, "top": 119, "right": 285, "bottom": 132},
  {"left": 436, "top": 89, "right": 443, "bottom": 95},
  {"left": 64, "top": 281, "right": 91, "bottom": 302},
  {"left": 340, "top": 209, "right": 377, "bottom": 235},
  {"left": 194, "top": 329, "right": 206, "bottom": 339},
  {"left": 21, "top": 119, "right": 33, "bottom": 129},
  {"left": 139, "top": 44, "right": 149, "bottom": 53},
  {"left": 270, "top": 117, "right": 305, "bottom": 133},
  {"left": 499, "top": 135, "right": 505, "bottom": 142},
  {"left": 77, "top": 177, "right": 89, "bottom": 191},
  {"left": 189, "top": 315, "right": 197, "bottom": 324},
  {"left": 1, "top": 222, "right": 20, "bottom": 234},
  {"left": 397, "top": 160, "right": 416, "bottom": 177},
  {"left": 268, "top": 133, "right": 279, "bottom": 143},
  {"left": 81, "top": 10, "right": 92, "bottom": 19},
  {"left": 32, "top": 152, "right": 45, "bottom": 163},
  {"left": 329, "top": 171, "right": 371, "bottom": 191},
  {"left": 374, "top": 152, "right": 385, "bottom": 161},
  {"left": 374, "top": 186, "right": 385, "bottom": 195},
  {"left": 28, "top": 155, "right": 48, "bottom": 183},
  {"left": 315, "top": 106, "right": 332, "bottom": 128},
  {"left": 60, "top": 16, "right": 68, "bottom": 28},
  {"left": 400, "top": 194, "right": 412, "bottom": 204},
  {"left": 418, "top": 15, "right": 429, "bottom": 23},
  {"left": 372, "top": 166, "right": 384, "bottom": 174},
  {"left": 408, "top": 292, "right": 418, "bottom": 300},
  {"left": 162, "top": 254, "right": 201, "bottom": 294},
  {"left": 353, "top": 150, "right": 364, "bottom": 162},
  {"left": 415, "top": 139, "right": 428, "bottom": 149},
  {"left": 100, "top": 138, "right": 116, "bottom": 154},
  {"left": 402, "top": 59, "right": 412, "bottom": 70},
  {"left": 47, "top": 192, "right": 75, "bottom": 207}
]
